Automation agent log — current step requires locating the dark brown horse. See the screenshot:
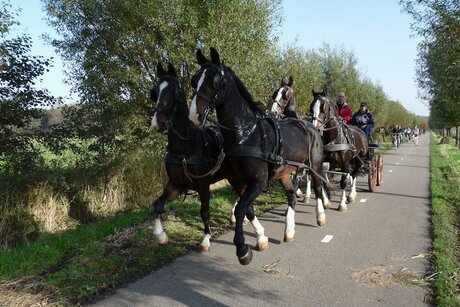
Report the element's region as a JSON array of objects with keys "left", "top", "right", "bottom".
[
  {"left": 268, "top": 77, "right": 312, "bottom": 200},
  {"left": 268, "top": 76, "right": 299, "bottom": 119},
  {"left": 189, "top": 48, "right": 326, "bottom": 265},
  {"left": 310, "top": 90, "right": 369, "bottom": 211},
  {"left": 150, "top": 62, "right": 229, "bottom": 253}
]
